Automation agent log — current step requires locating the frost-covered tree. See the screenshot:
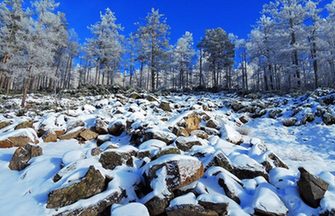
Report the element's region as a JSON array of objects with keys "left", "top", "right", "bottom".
[
  {"left": 136, "top": 8, "right": 170, "bottom": 91},
  {"left": 174, "top": 31, "right": 195, "bottom": 90},
  {"left": 0, "top": 0, "right": 32, "bottom": 95},
  {"left": 85, "top": 8, "right": 124, "bottom": 86}
]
